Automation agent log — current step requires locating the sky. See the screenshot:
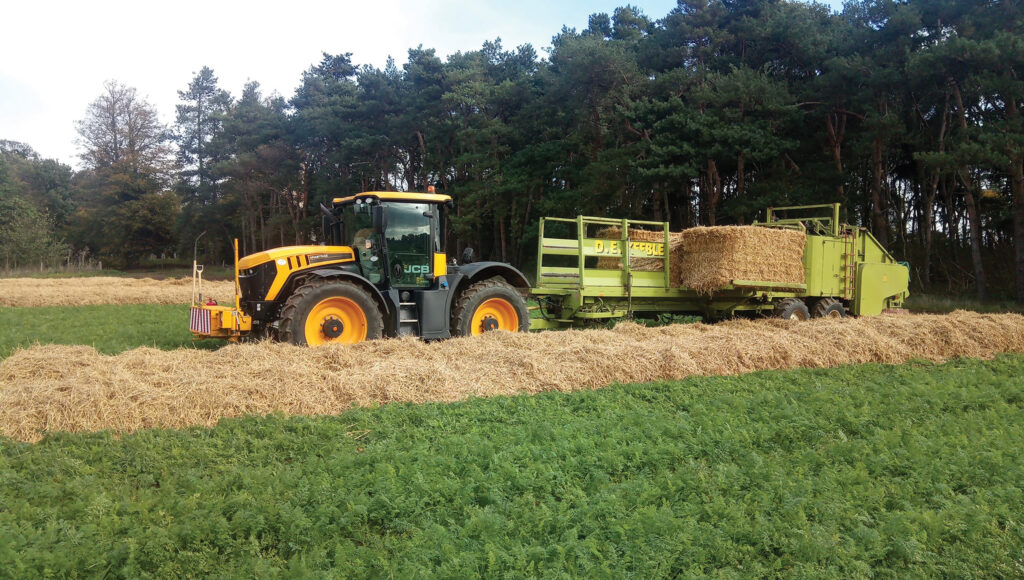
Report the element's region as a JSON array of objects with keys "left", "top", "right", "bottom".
[{"left": 1, "top": 0, "right": 845, "bottom": 168}]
